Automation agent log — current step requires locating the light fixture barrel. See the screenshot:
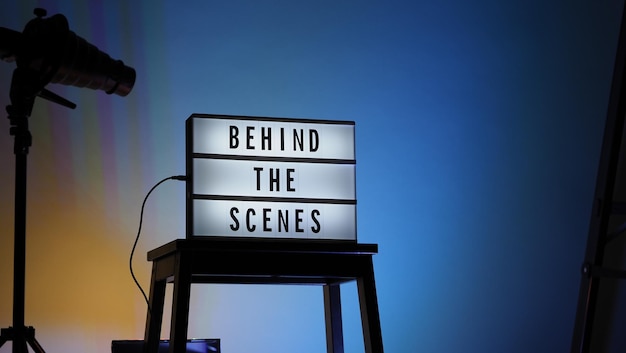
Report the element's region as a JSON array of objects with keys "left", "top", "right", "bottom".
[{"left": 2, "top": 11, "right": 136, "bottom": 96}]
